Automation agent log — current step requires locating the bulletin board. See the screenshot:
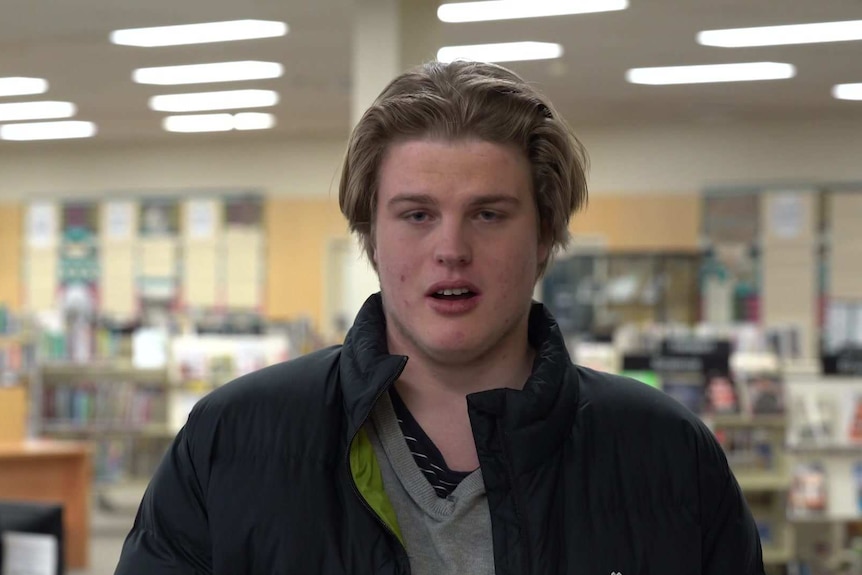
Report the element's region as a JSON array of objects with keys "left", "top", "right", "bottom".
[{"left": 22, "top": 193, "right": 265, "bottom": 320}]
